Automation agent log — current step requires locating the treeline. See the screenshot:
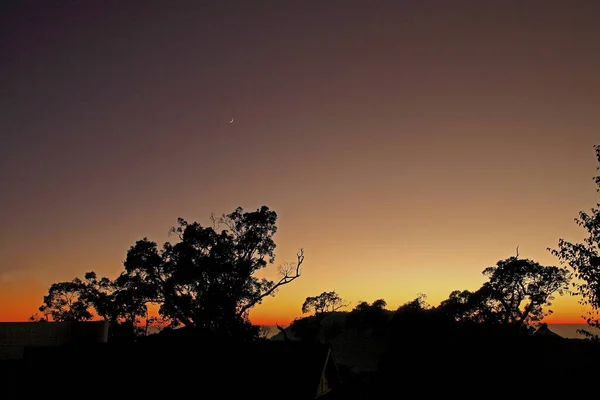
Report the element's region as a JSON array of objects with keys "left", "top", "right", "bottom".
[
  {"left": 31, "top": 145, "right": 600, "bottom": 343},
  {"left": 289, "top": 253, "right": 569, "bottom": 343}
]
